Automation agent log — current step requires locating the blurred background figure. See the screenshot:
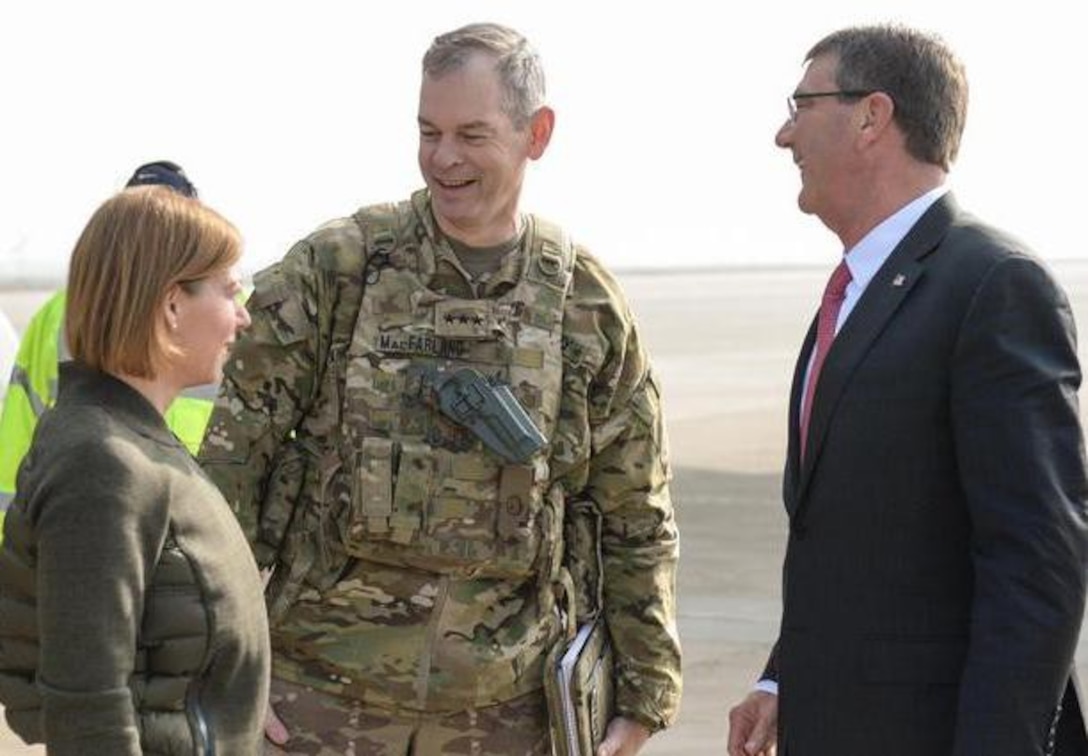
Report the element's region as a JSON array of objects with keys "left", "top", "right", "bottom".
[
  {"left": 0, "top": 186, "right": 269, "bottom": 753},
  {"left": 0, "top": 161, "right": 210, "bottom": 537},
  {"left": 0, "top": 310, "right": 16, "bottom": 403}
]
